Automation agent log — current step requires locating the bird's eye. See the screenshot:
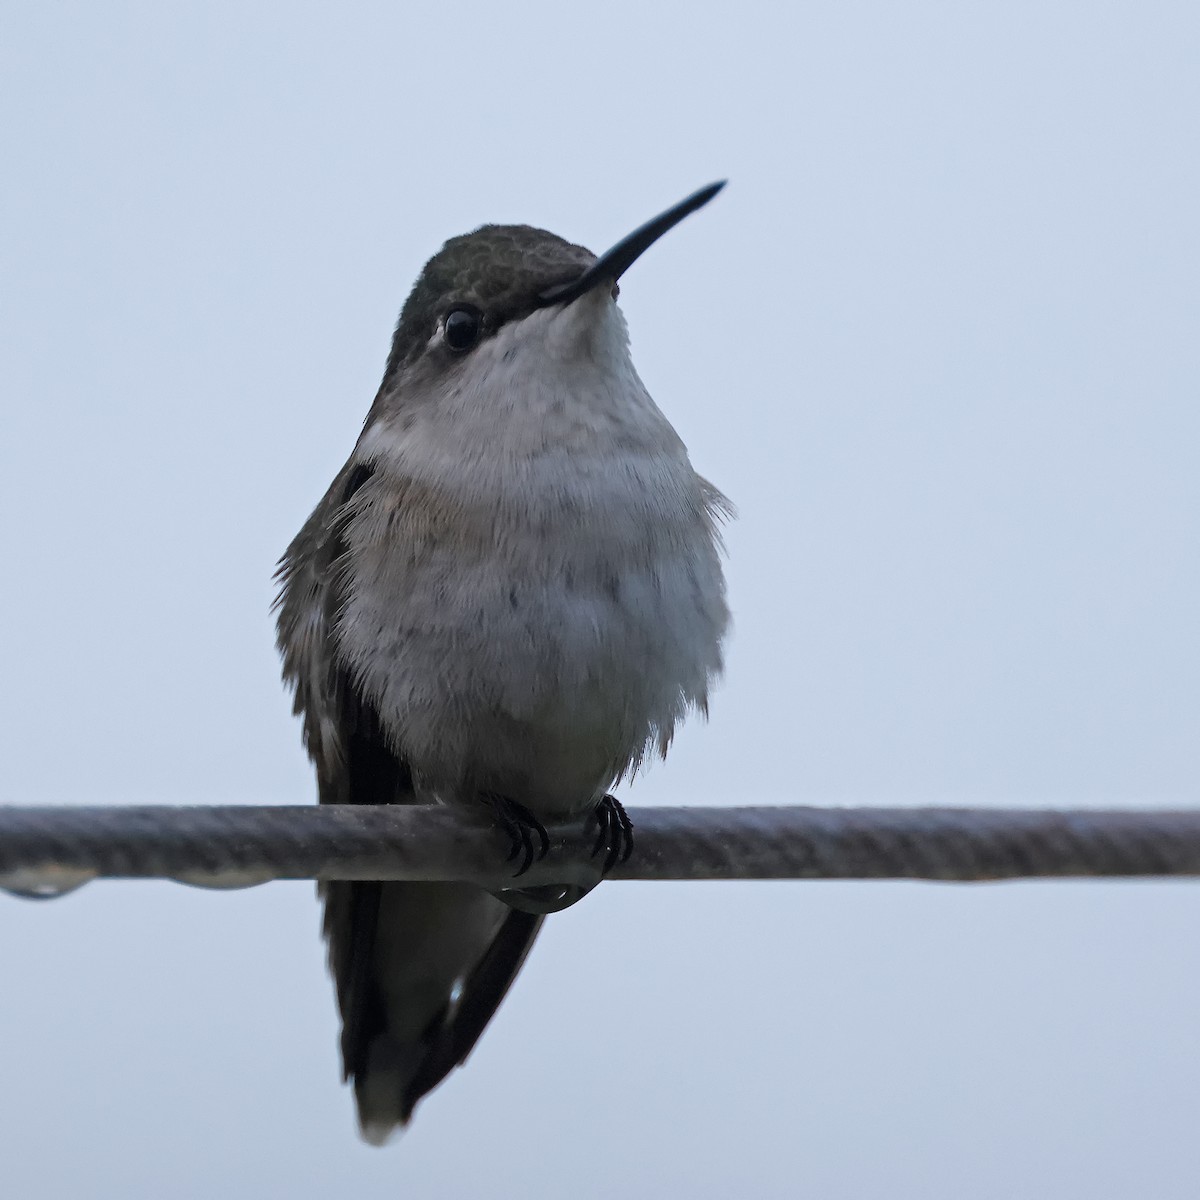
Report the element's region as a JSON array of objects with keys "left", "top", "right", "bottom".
[{"left": 443, "top": 306, "right": 482, "bottom": 352}]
